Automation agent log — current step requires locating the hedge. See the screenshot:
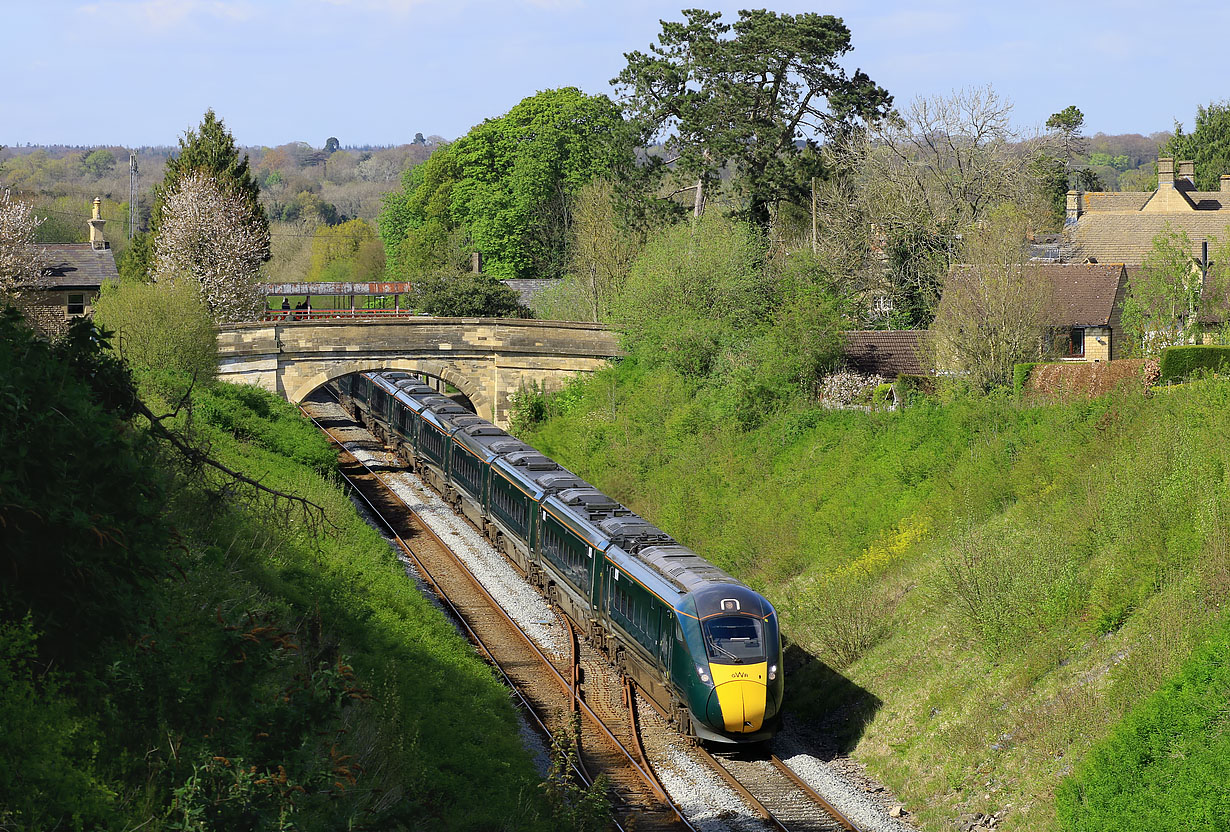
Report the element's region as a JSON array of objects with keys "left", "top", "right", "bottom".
[
  {"left": 1157, "top": 345, "right": 1230, "bottom": 384},
  {"left": 1013, "top": 362, "right": 1046, "bottom": 396}
]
